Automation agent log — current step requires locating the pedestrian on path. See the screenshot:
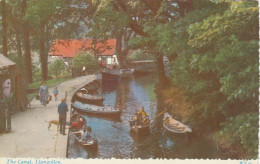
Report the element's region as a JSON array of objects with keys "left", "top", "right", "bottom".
[
  {"left": 58, "top": 98, "right": 68, "bottom": 135},
  {"left": 53, "top": 87, "right": 59, "bottom": 101},
  {"left": 0, "top": 76, "right": 12, "bottom": 133},
  {"left": 39, "top": 82, "right": 49, "bottom": 107}
]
